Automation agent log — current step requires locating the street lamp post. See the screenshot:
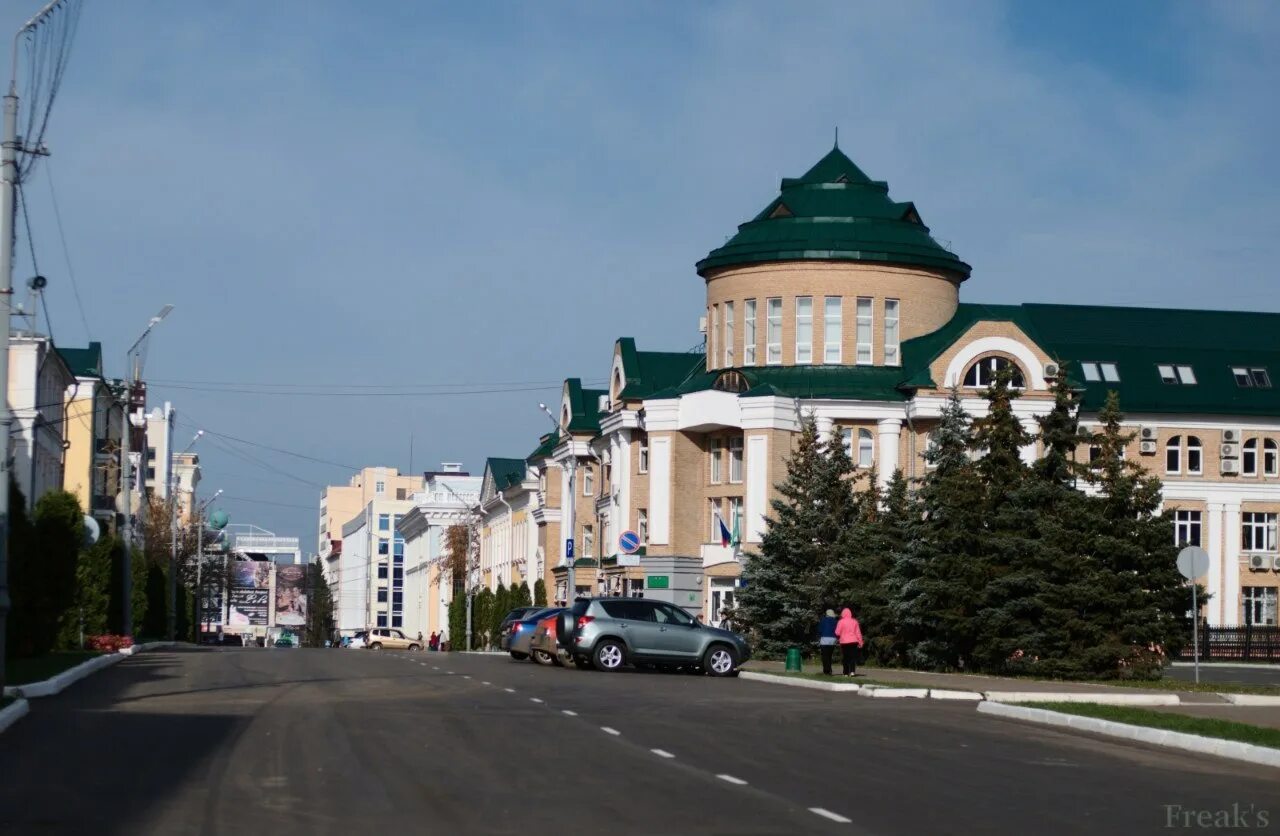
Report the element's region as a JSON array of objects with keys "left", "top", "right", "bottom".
[
  {"left": 120, "top": 305, "right": 173, "bottom": 637},
  {"left": 538, "top": 404, "right": 574, "bottom": 606},
  {"left": 167, "top": 430, "right": 202, "bottom": 641}
]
